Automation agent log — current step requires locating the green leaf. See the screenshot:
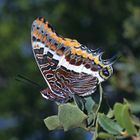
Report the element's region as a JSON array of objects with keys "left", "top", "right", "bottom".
[
  {"left": 122, "top": 104, "right": 137, "bottom": 135},
  {"left": 114, "top": 103, "right": 124, "bottom": 127},
  {"left": 83, "top": 84, "right": 104, "bottom": 128},
  {"left": 114, "top": 103, "right": 137, "bottom": 135},
  {"left": 84, "top": 96, "right": 96, "bottom": 126},
  {"left": 132, "top": 115, "right": 140, "bottom": 127},
  {"left": 84, "top": 96, "right": 96, "bottom": 114},
  {"left": 58, "top": 103, "right": 87, "bottom": 131},
  {"left": 44, "top": 115, "right": 62, "bottom": 130},
  {"left": 107, "top": 109, "right": 114, "bottom": 118},
  {"left": 97, "top": 113, "right": 123, "bottom": 135},
  {"left": 98, "top": 132, "right": 114, "bottom": 139}
]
